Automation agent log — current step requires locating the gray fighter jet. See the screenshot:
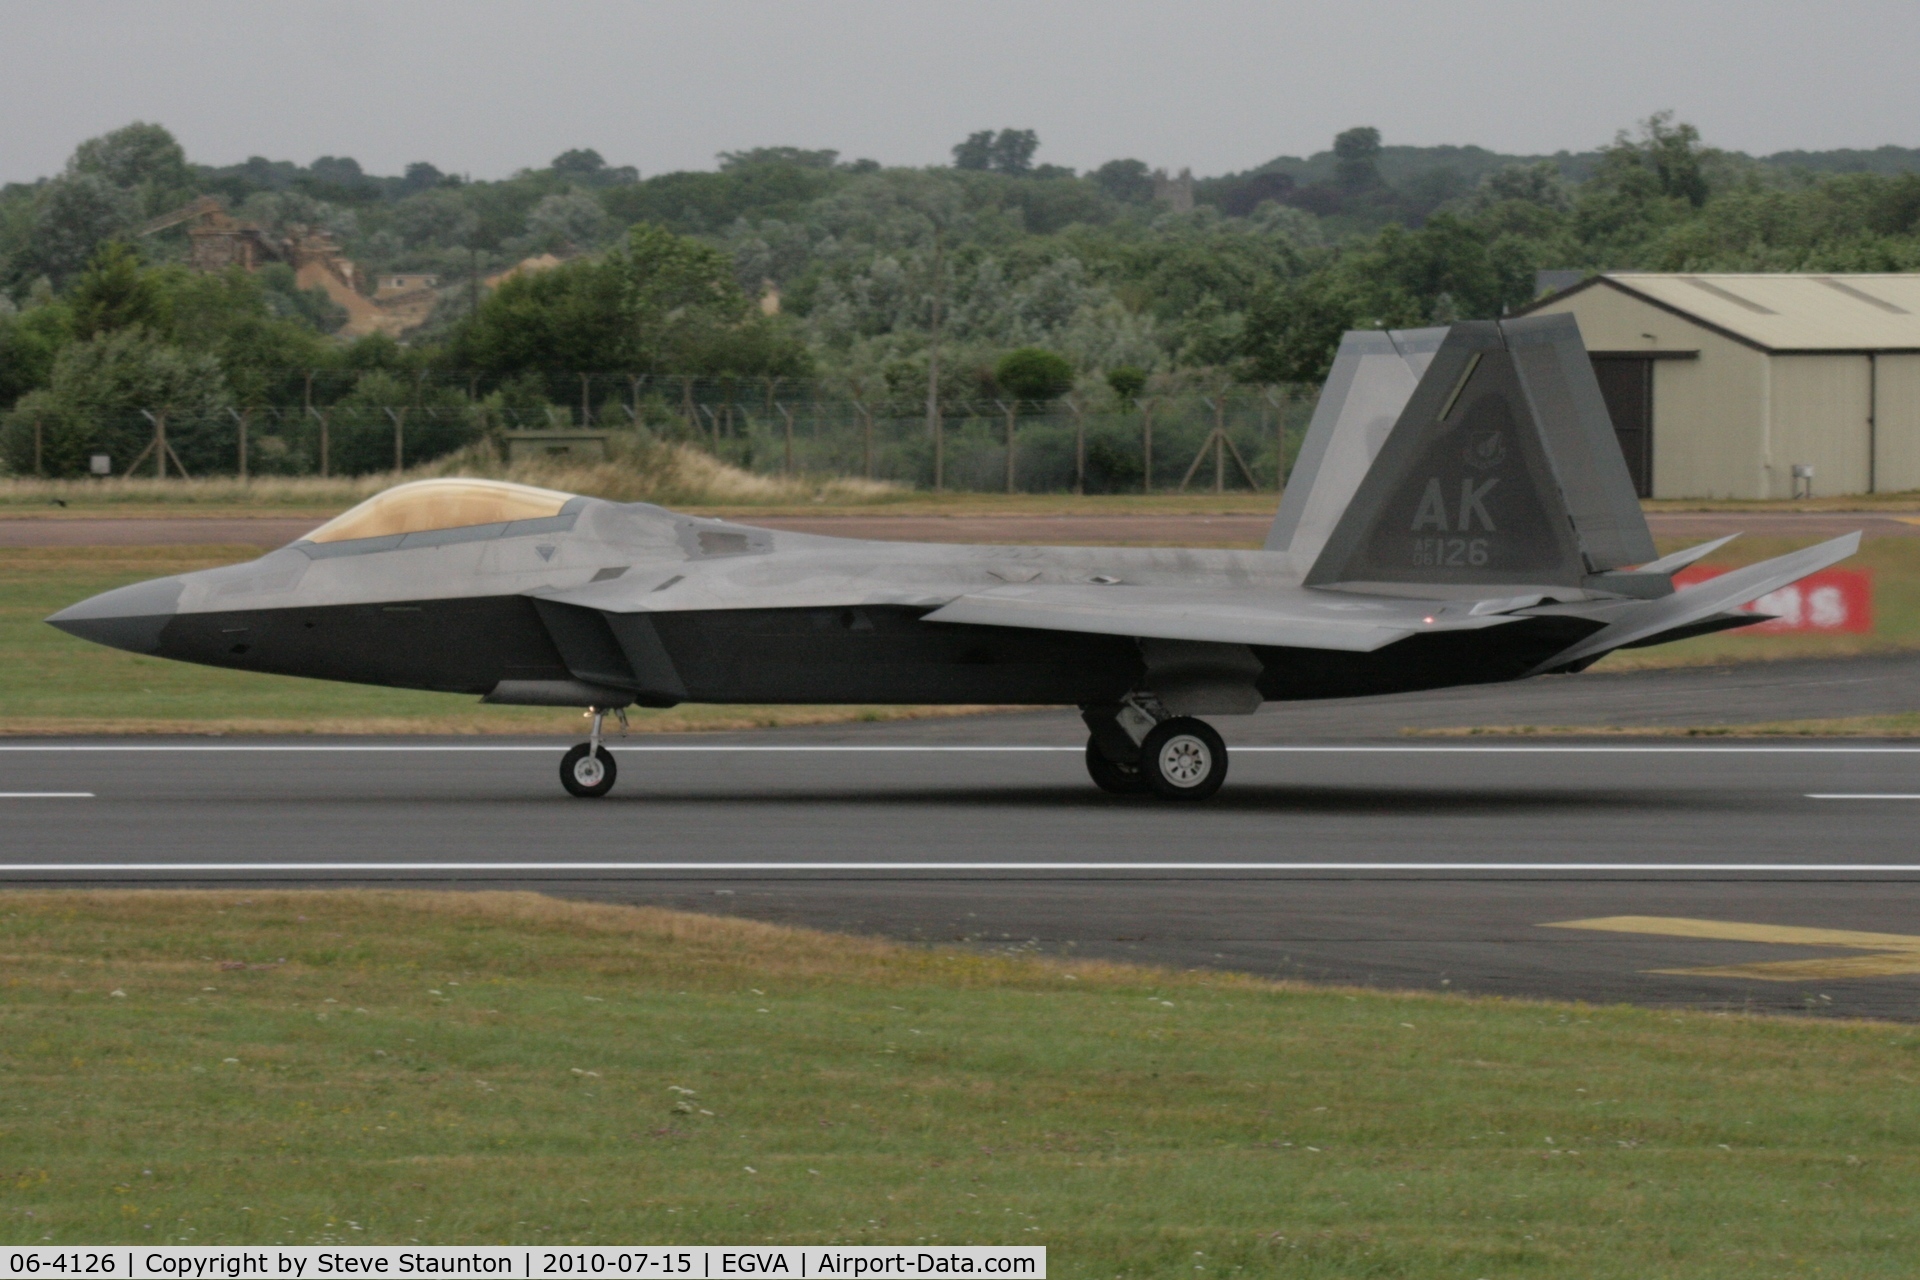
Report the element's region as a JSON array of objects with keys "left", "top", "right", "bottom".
[{"left": 49, "top": 315, "right": 1857, "bottom": 800}]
